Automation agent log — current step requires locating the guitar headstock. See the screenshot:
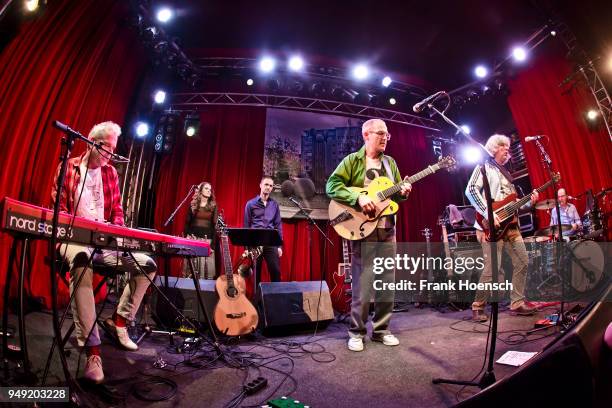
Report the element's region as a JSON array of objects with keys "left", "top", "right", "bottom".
[
  {"left": 437, "top": 155, "right": 457, "bottom": 171},
  {"left": 216, "top": 212, "right": 227, "bottom": 235},
  {"left": 552, "top": 172, "right": 561, "bottom": 183}
]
